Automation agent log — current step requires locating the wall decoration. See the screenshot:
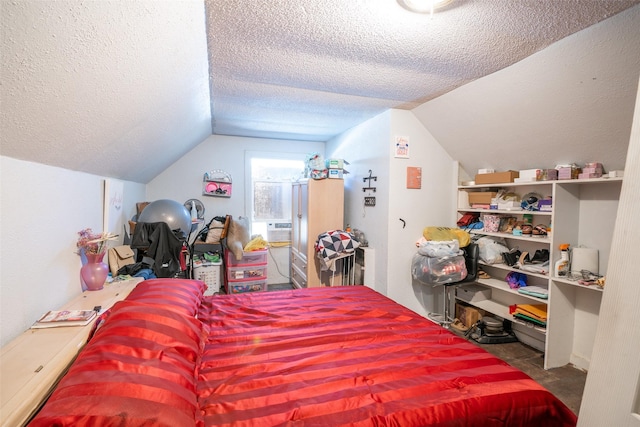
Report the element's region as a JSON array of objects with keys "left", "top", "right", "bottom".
[
  {"left": 103, "top": 179, "right": 124, "bottom": 236},
  {"left": 203, "top": 170, "right": 232, "bottom": 198},
  {"left": 362, "top": 169, "right": 377, "bottom": 193},
  {"left": 394, "top": 136, "right": 410, "bottom": 158},
  {"left": 407, "top": 167, "right": 422, "bottom": 189}
]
